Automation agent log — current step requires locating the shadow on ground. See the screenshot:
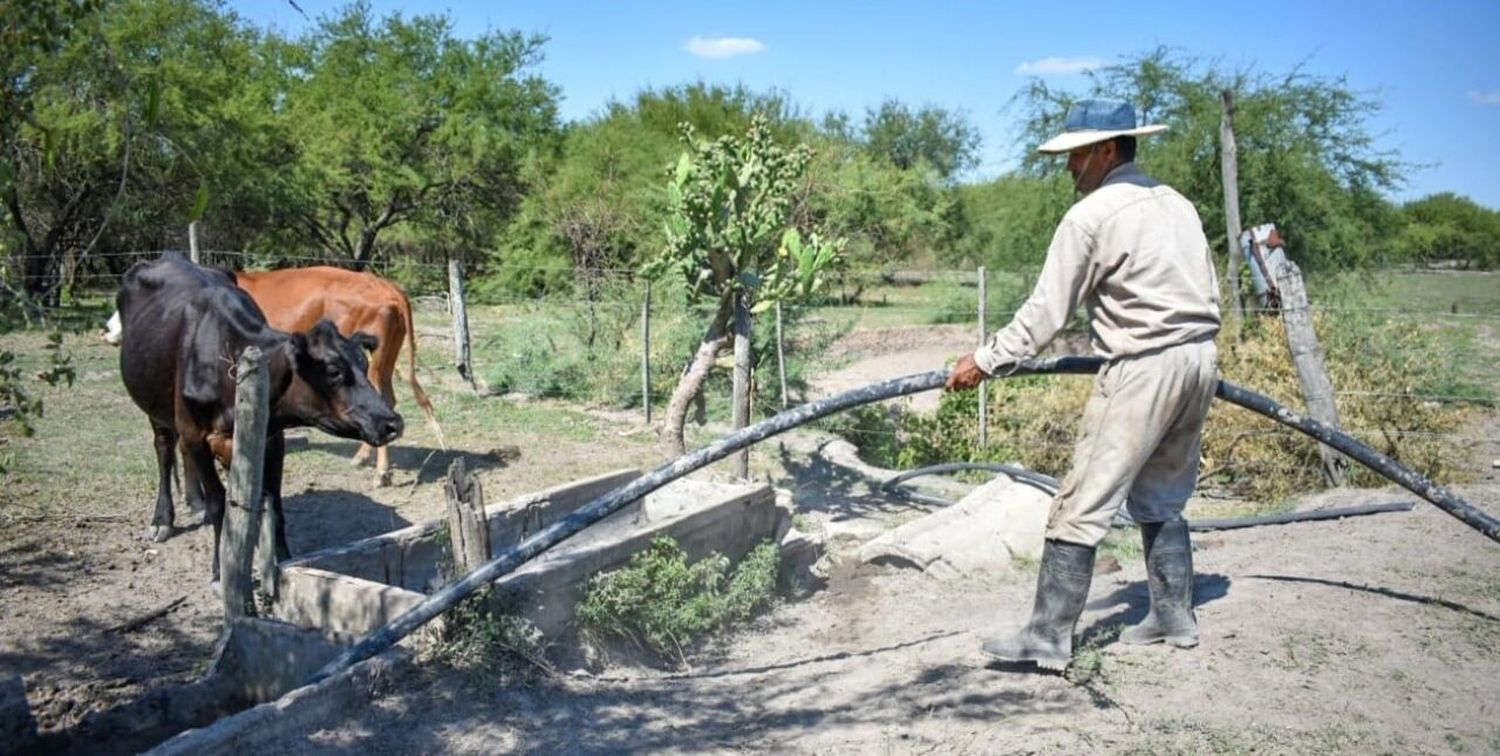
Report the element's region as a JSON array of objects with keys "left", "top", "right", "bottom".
[
  {"left": 299, "top": 439, "right": 516, "bottom": 488},
  {"left": 772, "top": 441, "right": 941, "bottom": 522}
]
